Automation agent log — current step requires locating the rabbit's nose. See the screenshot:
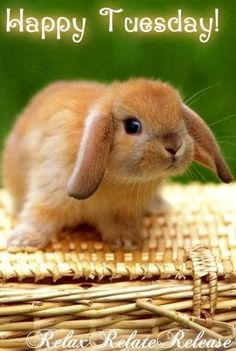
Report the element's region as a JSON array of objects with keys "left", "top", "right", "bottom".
[
  {"left": 165, "top": 141, "right": 182, "bottom": 156},
  {"left": 165, "top": 147, "right": 178, "bottom": 156},
  {"left": 163, "top": 133, "right": 182, "bottom": 156}
]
